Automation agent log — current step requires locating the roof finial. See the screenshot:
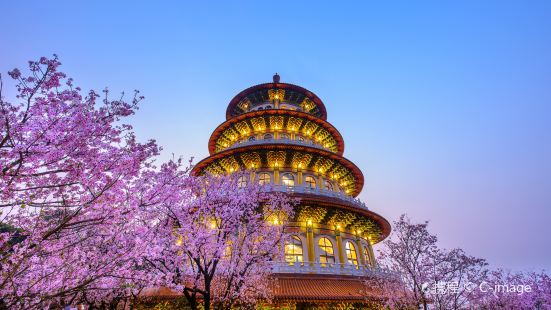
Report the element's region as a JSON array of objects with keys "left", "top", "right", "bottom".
[{"left": 273, "top": 73, "right": 280, "bottom": 83}]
